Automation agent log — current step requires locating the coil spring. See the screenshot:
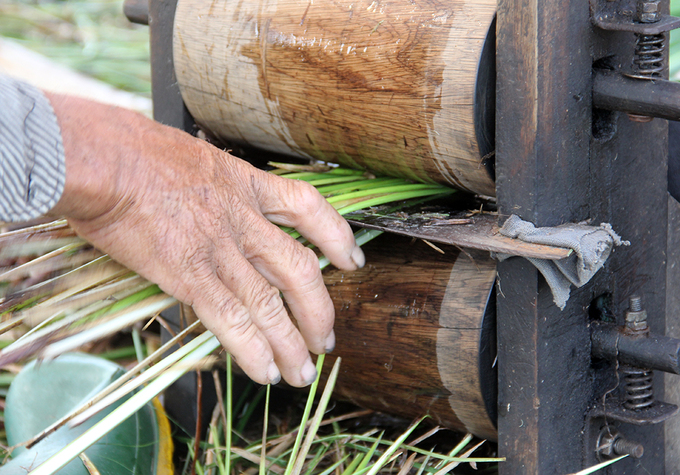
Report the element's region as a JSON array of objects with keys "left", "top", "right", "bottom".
[
  {"left": 633, "top": 33, "right": 665, "bottom": 78},
  {"left": 621, "top": 365, "right": 654, "bottom": 410}
]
